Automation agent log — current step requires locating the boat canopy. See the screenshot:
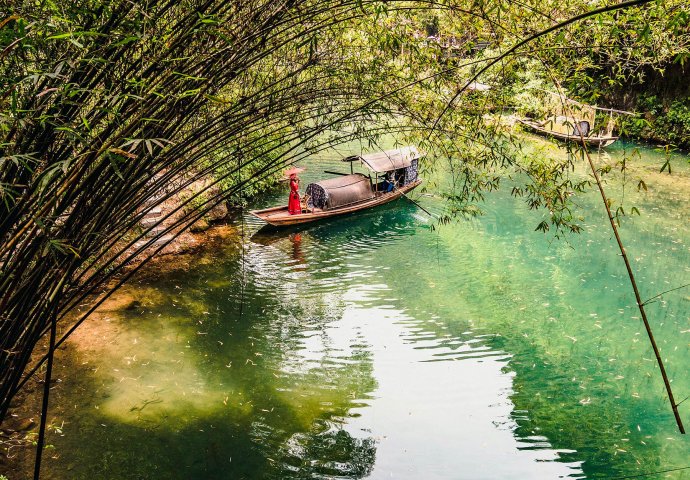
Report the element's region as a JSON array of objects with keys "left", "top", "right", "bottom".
[
  {"left": 343, "top": 146, "right": 421, "bottom": 173},
  {"left": 305, "top": 173, "right": 374, "bottom": 210}
]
